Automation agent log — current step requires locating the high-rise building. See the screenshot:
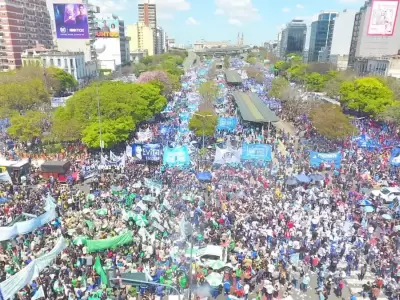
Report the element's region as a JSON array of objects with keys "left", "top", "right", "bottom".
[
  {"left": 155, "top": 26, "right": 165, "bottom": 54},
  {"left": 127, "top": 22, "right": 154, "bottom": 57},
  {"left": 93, "top": 13, "right": 130, "bottom": 71},
  {"left": 279, "top": 19, "right": 307, "bottom": 58},
  {"left": 47, "top": 0, "right": 100, "bottom": 63},
  {"left": 0, "top": 0, "right": 53, "bottom": 71},
  {"left": 308, "top": 11, "right": 338, "bottom": 63},
  {"left": 138, "top": 1, "right": 157, "bottom": 55},
  {"left": 329, "top": 9, "right": 357, "bottom": 70},
  {"left": 348, "top": 0, "right": 400, "bottom": 69}
]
